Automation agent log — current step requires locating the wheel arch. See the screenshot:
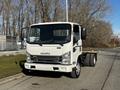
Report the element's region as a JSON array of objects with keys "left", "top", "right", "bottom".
[{"left": 78, "top": 54, "right": 84, "bottom": 65}]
